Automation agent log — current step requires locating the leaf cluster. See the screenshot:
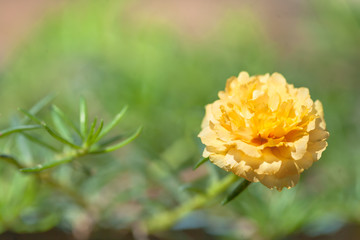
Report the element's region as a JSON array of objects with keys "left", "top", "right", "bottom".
[{"left": 0, "top": 96, "right": 142, "bottom": 172}]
